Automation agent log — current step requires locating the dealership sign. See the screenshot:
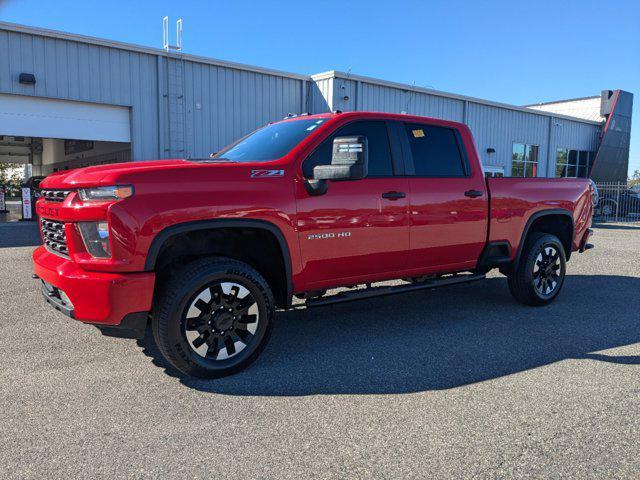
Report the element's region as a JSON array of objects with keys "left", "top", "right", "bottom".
[{"left": 22, "top": 187, "right": 32, "bottom": 219}]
